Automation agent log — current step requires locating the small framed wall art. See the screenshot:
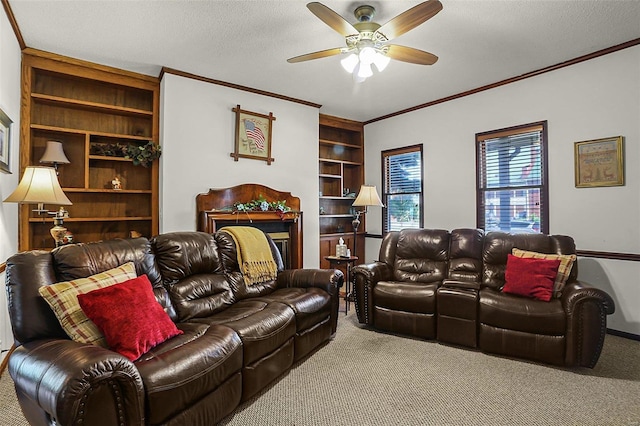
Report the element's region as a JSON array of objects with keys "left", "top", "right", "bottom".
[
  {"left": 0, "top": 107, "right": 13, "bottom": 174},
  {"left": 574, "top": 136, "right": 624, "bottom": 188},
  {"left": 231, "top": 105, "right": 276, "bottom": 165}
]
